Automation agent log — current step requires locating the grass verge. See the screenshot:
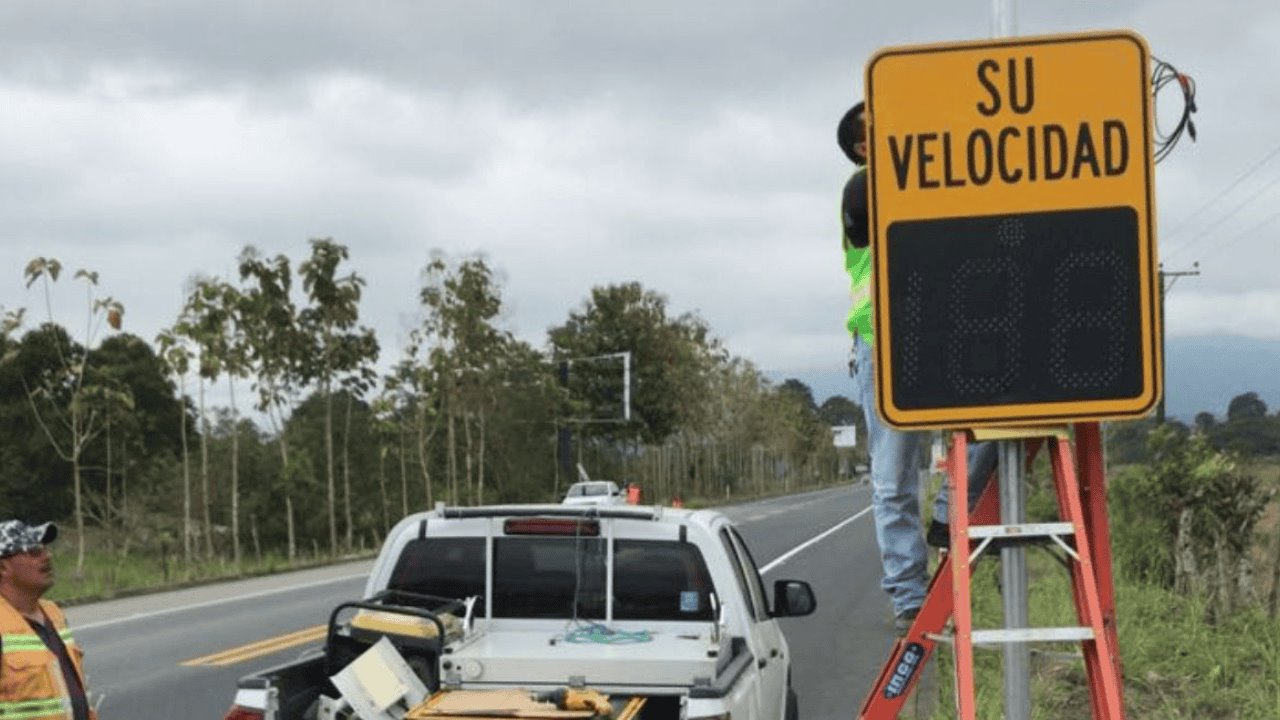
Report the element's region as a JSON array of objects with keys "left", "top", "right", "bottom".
[
  {"left": 925, "top": 532, "right": 1280, "bottom": 718},
  {"left": 45, "top": 542, "right": 375, "bottom": 606}
]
